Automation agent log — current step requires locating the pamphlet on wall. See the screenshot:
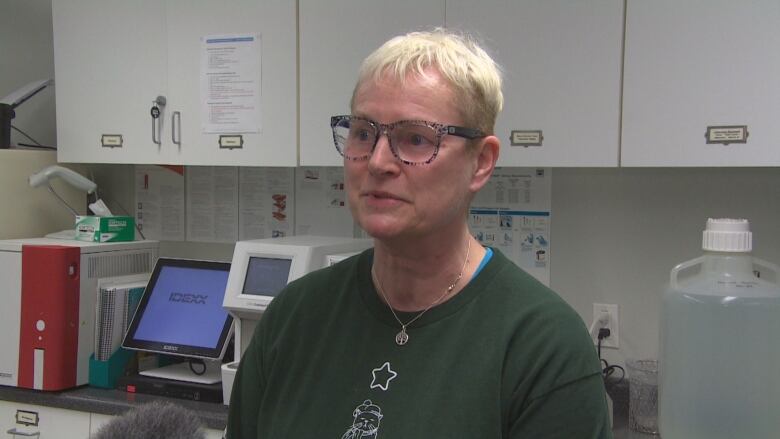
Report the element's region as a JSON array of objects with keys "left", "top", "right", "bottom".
[
  {"left": 238, "top": 167, "right": 294, "bottom": 240},
  {"left": 134, "top": 165, "right": 185, "bottom": 241},
  {"left": 186, "top": 167, "right": 239, "bottom": 243},
  {"left": 294, "top": 167, "right": 354, "bottom": 237},
  {"left": 469, "top": 167, "right": 552, "bottom": 285}
]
